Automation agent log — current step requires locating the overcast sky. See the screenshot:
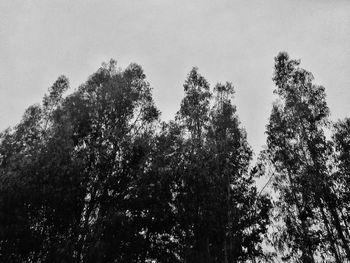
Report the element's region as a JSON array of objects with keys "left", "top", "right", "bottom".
[{"left": 1, "top": 0, "right": 350, "bottom": 154}]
